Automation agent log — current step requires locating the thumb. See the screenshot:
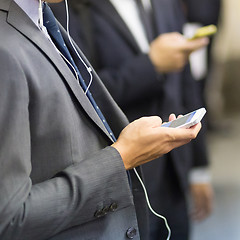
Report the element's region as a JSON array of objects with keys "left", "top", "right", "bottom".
[{"left": 182, "top": 37, "right": 209, "bottom": 53}]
